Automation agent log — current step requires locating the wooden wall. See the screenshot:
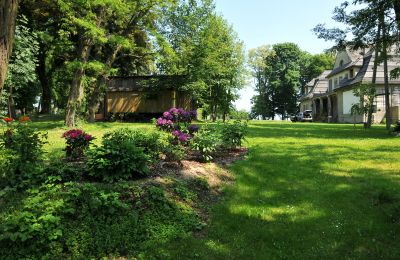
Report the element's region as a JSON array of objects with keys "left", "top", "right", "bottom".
[{"left": 107, "top": 90, "right": 191, "bottom": 113}]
